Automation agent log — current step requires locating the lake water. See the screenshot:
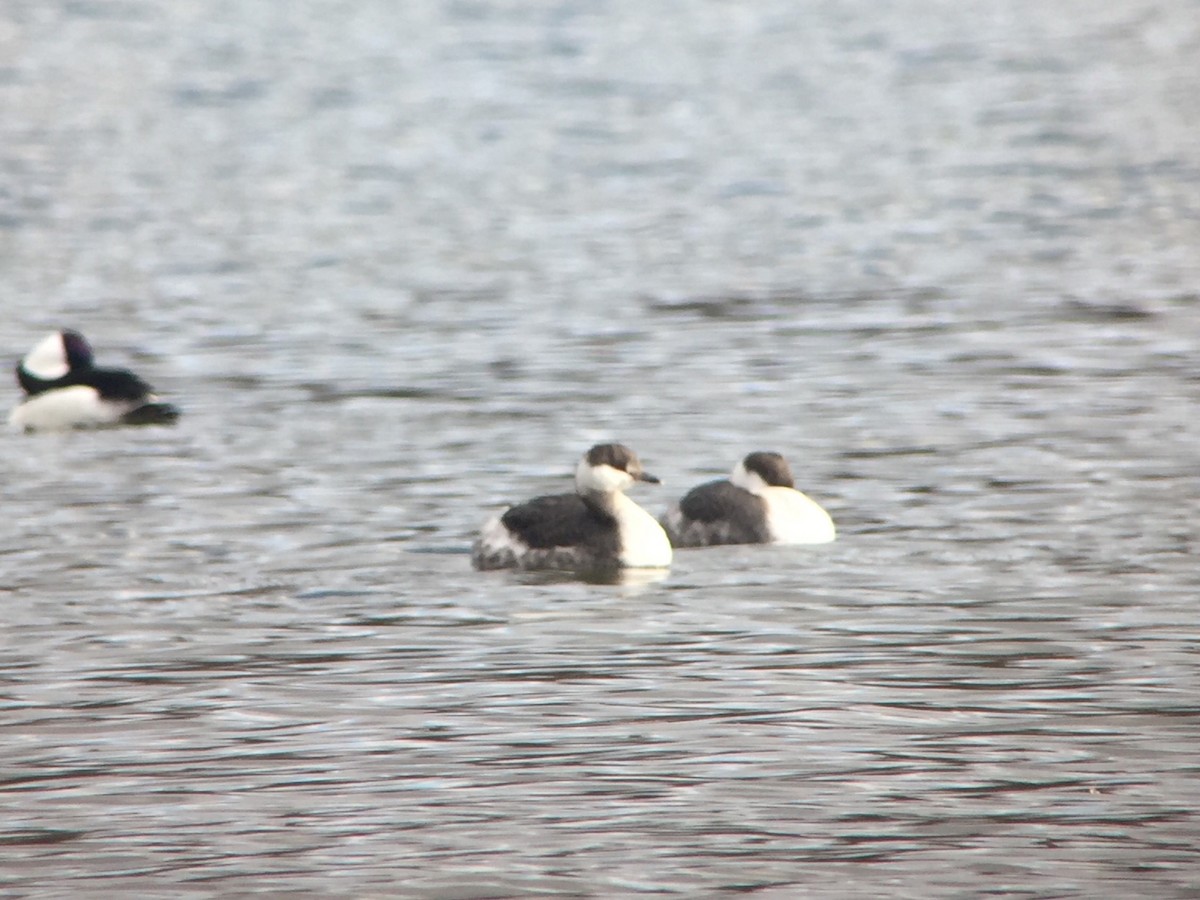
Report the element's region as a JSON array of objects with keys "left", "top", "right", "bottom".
[{"left": 2, "top": 0, "right": 1199, "bottom": 896}]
